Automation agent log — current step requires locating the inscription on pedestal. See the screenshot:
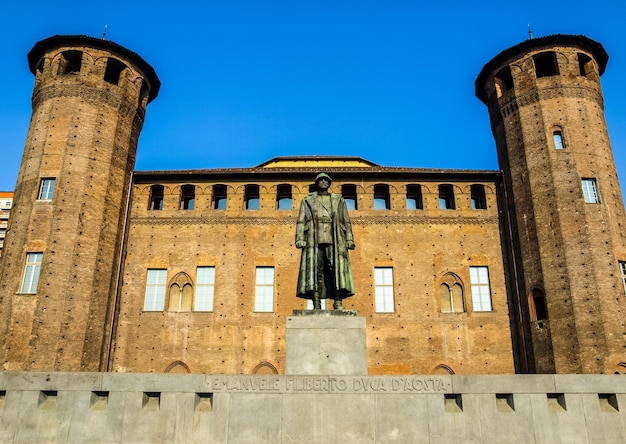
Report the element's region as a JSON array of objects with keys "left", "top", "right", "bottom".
[{"left": 206, "top": 375, "right": 450, "bottom": 393}]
